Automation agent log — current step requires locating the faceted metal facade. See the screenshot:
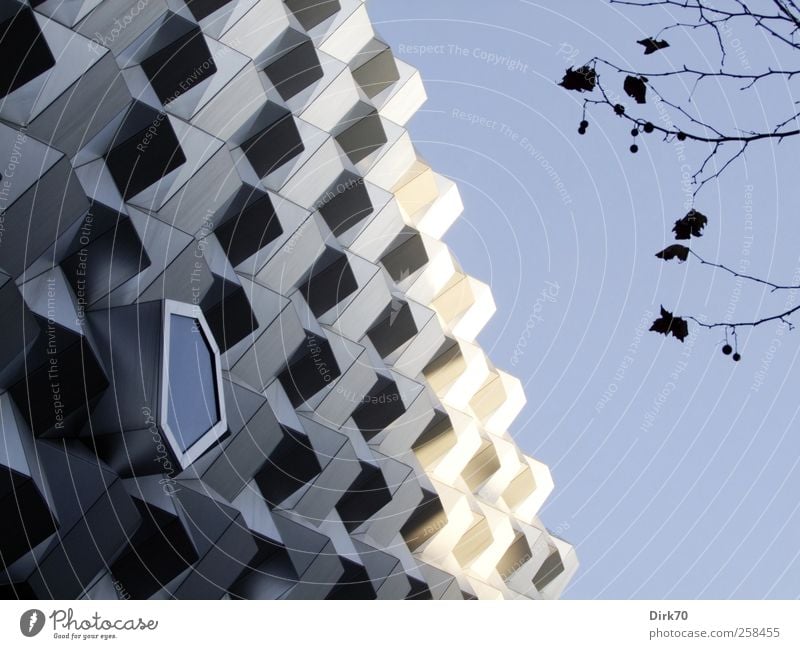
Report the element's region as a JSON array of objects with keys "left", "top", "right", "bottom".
[{"left": 0, "top": 0, "right": 576, "bottom": 599}]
